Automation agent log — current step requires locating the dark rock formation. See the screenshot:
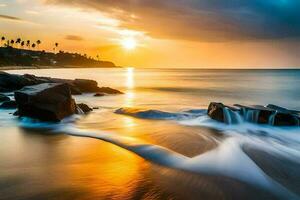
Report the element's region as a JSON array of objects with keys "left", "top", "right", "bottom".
[
  {"left": 207, "top": 102, "right": 300, "bottom": 126},
  {"left": 207, "top": 102, "right": 225, "bottom": 122},
  {"left": 14, "top": 83, "right": 76, "bottom": 121},
  {"left": 272, "top": 113, "right": 299, "bottom": 126},
  {"left": 72, "top": 79, "right": 98, "bottom": 93},
  {"left": 94, "top": 93, "right": 105, "bottom": 97},
  {"left": 0, "top": 71, "right": 123, "bottom": 95},
  {"left": 266, "top": 104, "right": 300, "bottom": 126},
  {"left": 76, "top": 103, "right": 93, "bottom": 114},
  {"left": 0, "top": 100, "right": 17, "bottom": 109},
  {"left": 98, "top": 87, "right": 123, "bottom": 94},
  {"left": 234, "top": 104, "right": 274, "bottom": 124},
  {"left": 0, "top": 94, "right": 10, "bottom": 102}
]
